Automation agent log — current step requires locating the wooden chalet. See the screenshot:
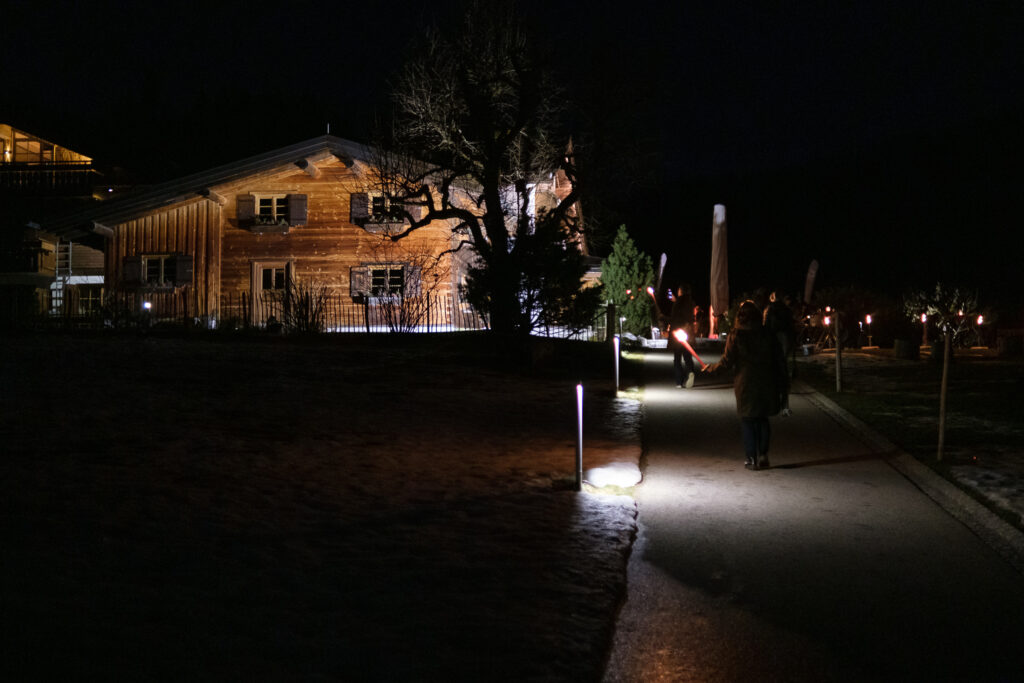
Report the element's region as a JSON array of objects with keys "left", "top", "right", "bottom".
[
  {"left": 1, "top": 124, "right": 106, "bottom": 324},
  {"left": 45, "top": 136, "right": 476, "bottom": 329},
  {"left": 0, "top": 123, "right": 99, "bottom": 199},
  {"left": 528, "top": 140, "right": 602, "bottom": 288}
]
